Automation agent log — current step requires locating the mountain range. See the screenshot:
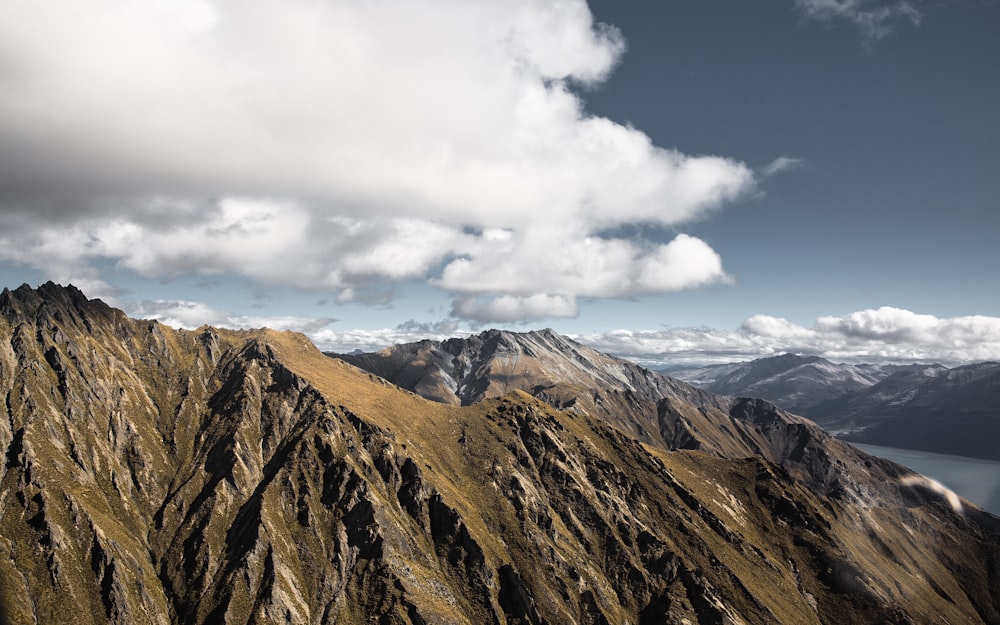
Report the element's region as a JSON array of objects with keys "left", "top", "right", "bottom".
[
  {"left": 2, "top": 283, "right": 999, "bottom": 624},
  {"left": 668, "top": 354, "right": 1000, "bottom": 460}
]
